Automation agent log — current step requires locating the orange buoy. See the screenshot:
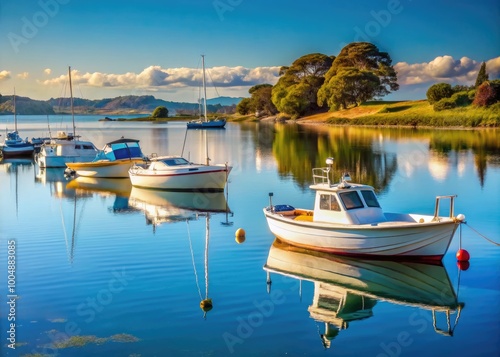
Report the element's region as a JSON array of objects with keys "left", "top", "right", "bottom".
[{"left": 456, "top": 249, "right": 470, "bottom": 262}]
